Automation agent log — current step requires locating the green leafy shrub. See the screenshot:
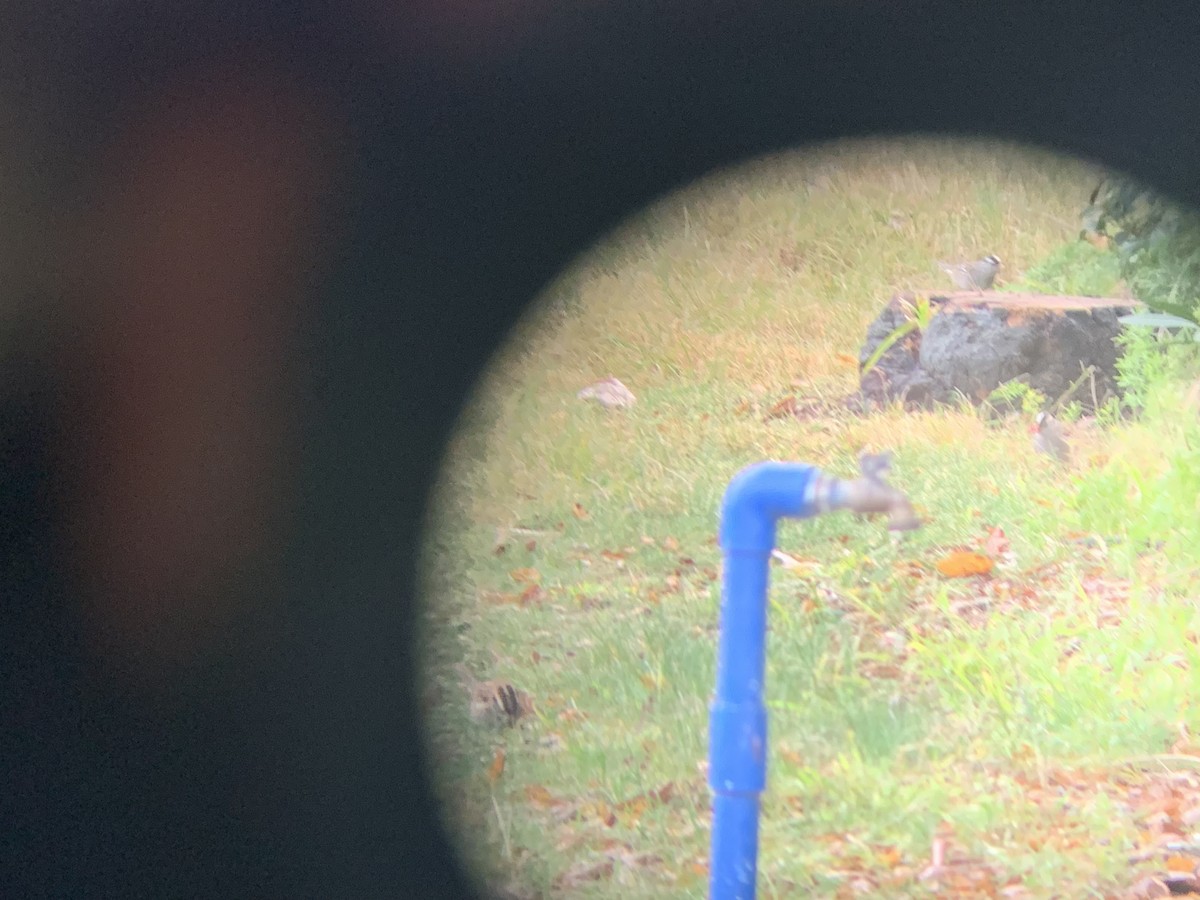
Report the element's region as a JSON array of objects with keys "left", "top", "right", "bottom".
[
  {"left": 1082, "top": 176, "right": 1200, "bottom": 325},
  {"left": 1074, "top": 395, "right": 1200, "bottom": 567},
  {"left": 860, "top": 294, "right": 935, "bottom": 377},
  {"left": 983, "top": 378, "right": 1046, "bottom": 419},
  {"left": 1114, "top": 325, "right": 1199, "bottom": 411}
]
